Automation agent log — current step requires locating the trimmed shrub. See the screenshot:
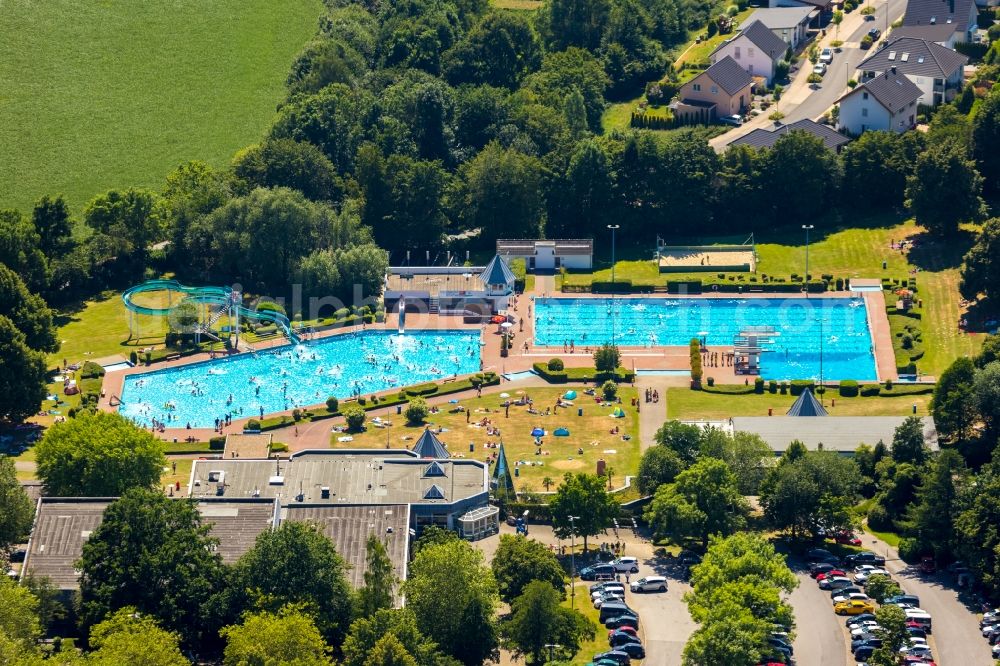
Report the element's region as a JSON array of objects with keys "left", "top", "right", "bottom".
[
  {"left": 867, "top": 503, "right": 893, "bottom": 531},
  {"left": 754, "top": 377, "right": 765, "bottom": 394},
  {"left": 326, "top": 396, "right": 339, "bottom": 412},
  {"left": 768, "top": 380, "right": 778, "bottom": 394},
  {"left": 343, "top": 405, "right": 366, "bottom": 432},
  {"left": 292, "top": 409, "right": 302, "bottom": 421},
  {"left": 884, "top": 379, "right": 893, "bottom": 390},
  {"left": 245, "top": 419, "right": 261, "bottom": 431},
  {"left": 779, "top": 382, "right": 788, "bottom": 395},
  {"left": 80, "top": 361, "right": 106, "bottom": 379},
  {"left": 789, "top": 380, "right": 815, "bottom": 396},
  {"left": 129, "top": 351, "right": 138, "bottom": 365},
  {"left": 839, "top": 380, "right": 859, "bottom": 397},
  {"left": 548, "top": 358, "right": 565, "bottom": 371},
  {"left": 602, "top": 380, "right": 618, "bottom": 401},
  {"left": 406, "top": 382, "right": 439, "bottom": 396},
  {"left": 702, "top": 384, "right": 755, "bottom": 395},
  {"left": 270, "top": 442, "right": 290, "bottom": 452},
  {"left": 209, "top": 436, "right": 226, "bottom": 450},
  {"left": 404, "top": 397, "right": 429, "bottom": 425},
  {"left": 860, "top": 385, "right": 881, "bottom": 397},
  {"left": 690, "top": 339, "right": 703, "bottom": 385},
  {"left": 898, "top": 537, "right": 922, "bottom": 563},
  {"left": 256, "top": 300, "right": 286, "bottom": 316}
]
